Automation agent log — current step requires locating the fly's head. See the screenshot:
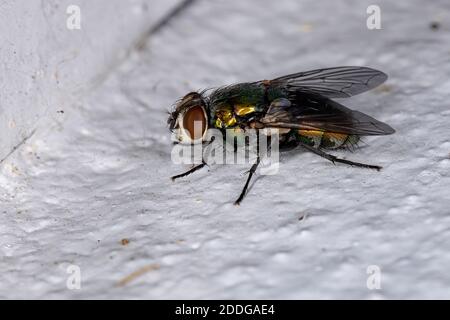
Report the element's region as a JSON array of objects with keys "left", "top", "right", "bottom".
[{"left": 168, "top": 92, "right": 209, "bottom": 144}]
